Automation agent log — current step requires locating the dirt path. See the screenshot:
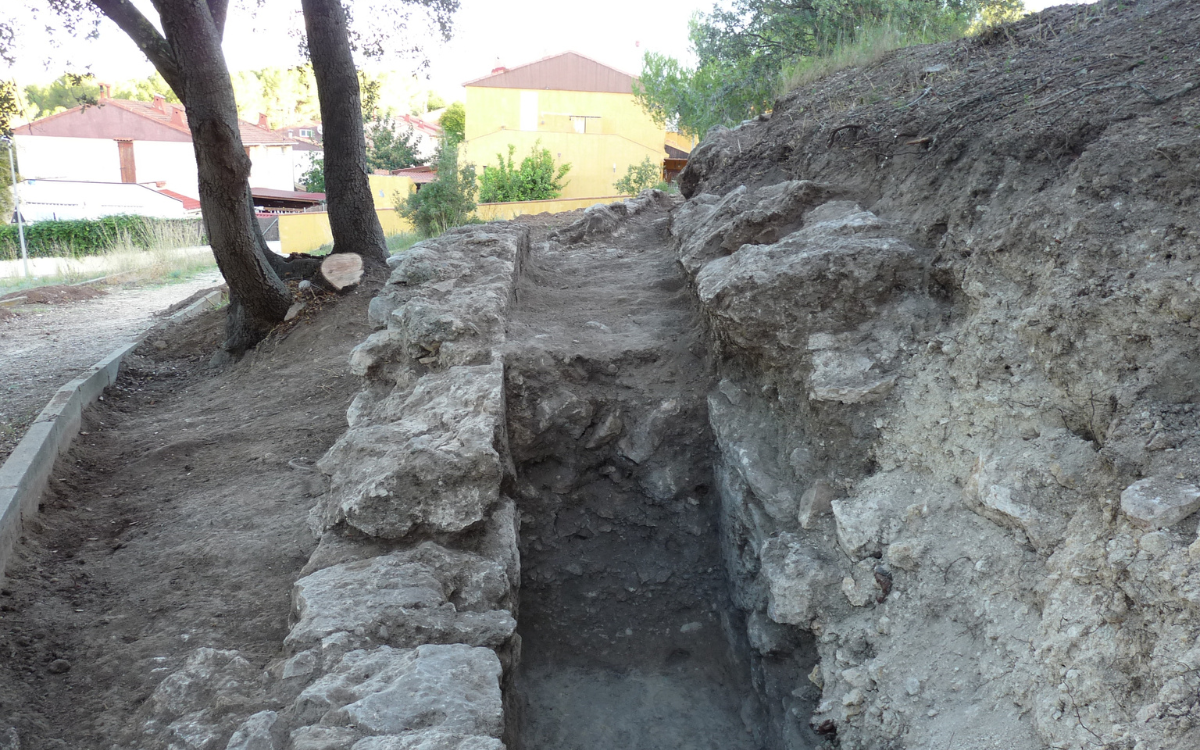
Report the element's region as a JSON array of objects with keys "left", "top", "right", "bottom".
[
  {"left": 0, "top": 271, "right": 223, "bottom": 463},
  {"left": 503, "top": 205, "right": 760, "bottom": 749},
  {"left": 0, "top": 277, "right": 378, "bottom": 750}
]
